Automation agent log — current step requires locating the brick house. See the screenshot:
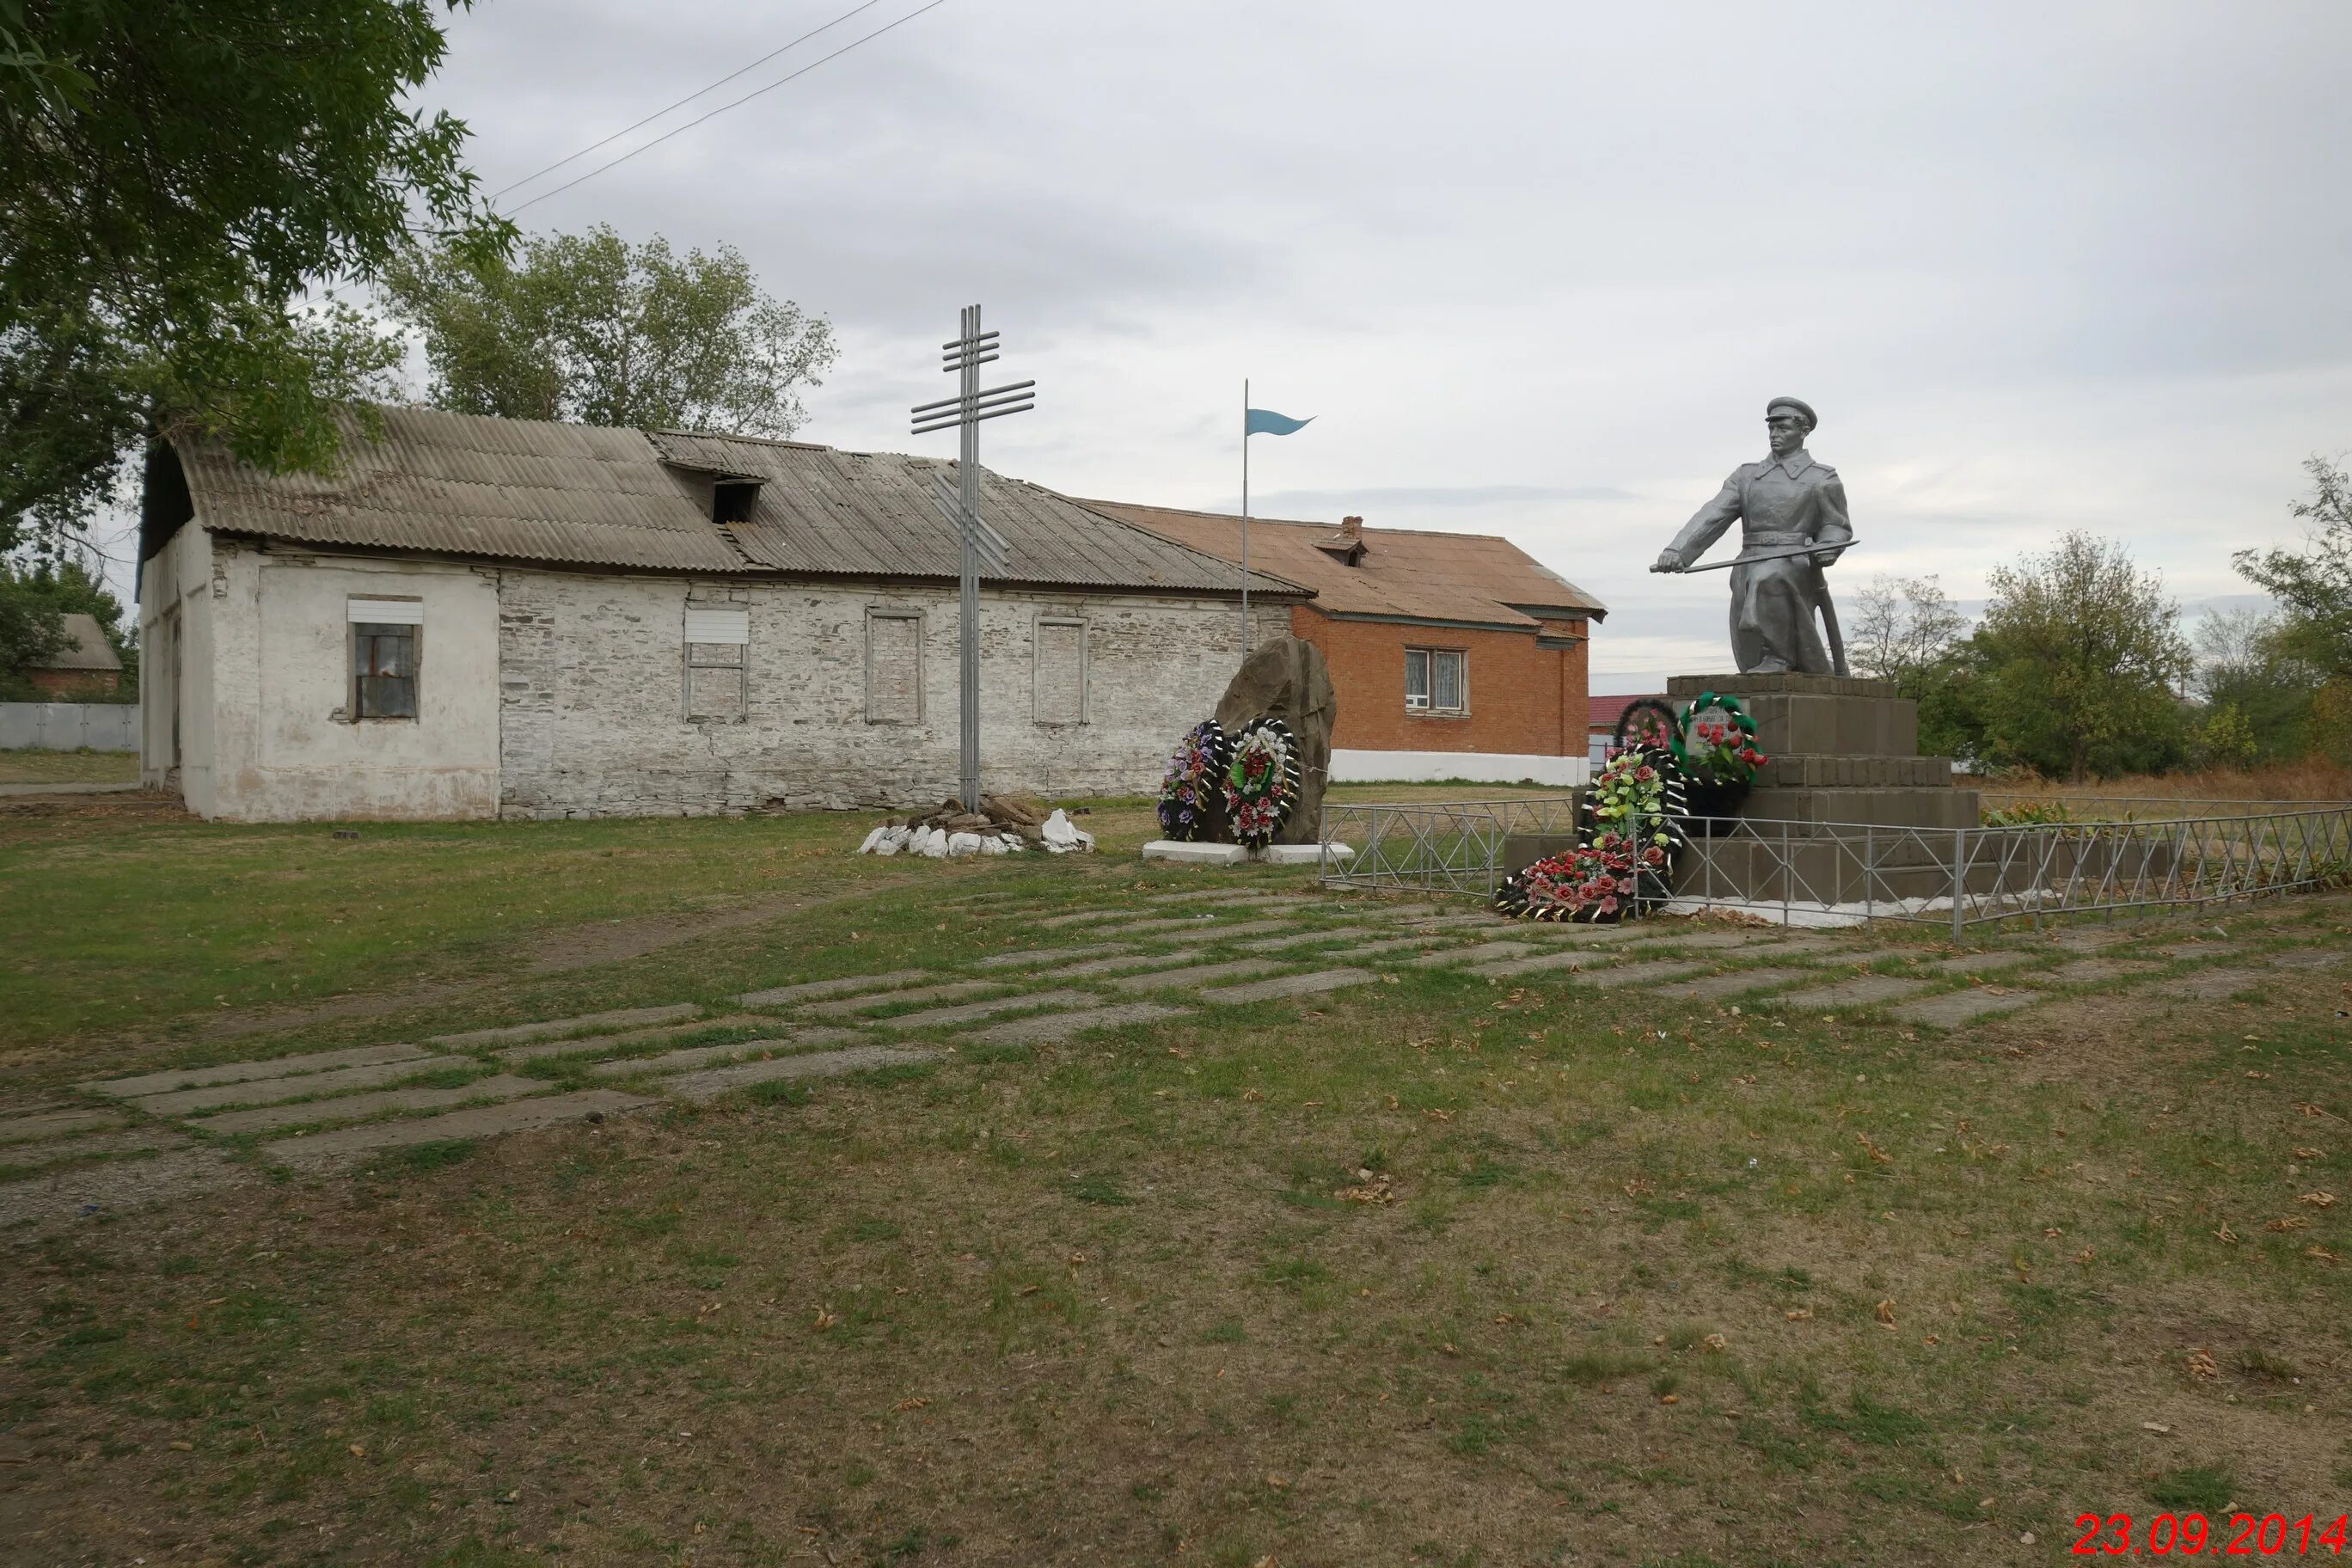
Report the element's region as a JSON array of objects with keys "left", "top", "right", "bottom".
[
  {"left": 23, "top": 612, "right": 125, "bottom": 699},
  {"left": 136, "top": 407, "right": 1304, "bottom": 822},
  {"left": 1079, "top": 503, "right": 1606, "bottom": 785}
]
